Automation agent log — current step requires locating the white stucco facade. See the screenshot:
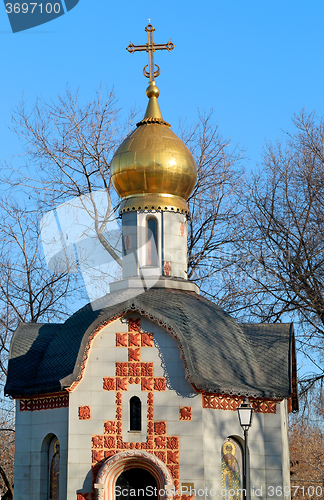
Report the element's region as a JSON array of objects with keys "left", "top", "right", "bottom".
[{"left": 13, "top": 314, "right": 291, "bottom": 500}]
